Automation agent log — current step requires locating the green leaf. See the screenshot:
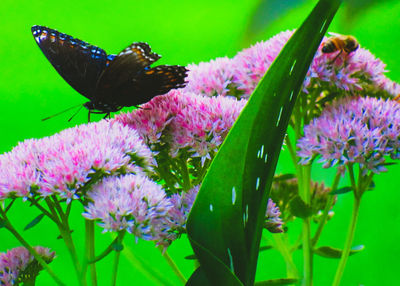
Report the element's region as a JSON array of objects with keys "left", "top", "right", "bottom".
[
  {"left": 367, "top": 180, "right": 375, "bottom": 191},
  {"left": 0, "top": 219, "right": 5, "bottom": 229},
  {"left": 314, "top": 245, "right": 365, "bottom": 258},
  {"left": 273, "top": 173, "right": 296, "bottom": 181},
  {"left": 184, "top": 254, "right": 197, "bottom": 260},
  {"left": 259, "top": 245, "right": 273, "bottom": 252},
  {"left": 254, "top": 278, "right": 299, "bottom": 285},
  {"left": 186, "top": 0, "right": 342, "bottom": 285},
  {"left": 289, "top": 195, "right": 313, "bottom": 218},
  {"left": 24, "top": 214, "right": 45, "bottom": 231},
  {"left": 330, "top": 186, "right": 353, "bottom": 195}
]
